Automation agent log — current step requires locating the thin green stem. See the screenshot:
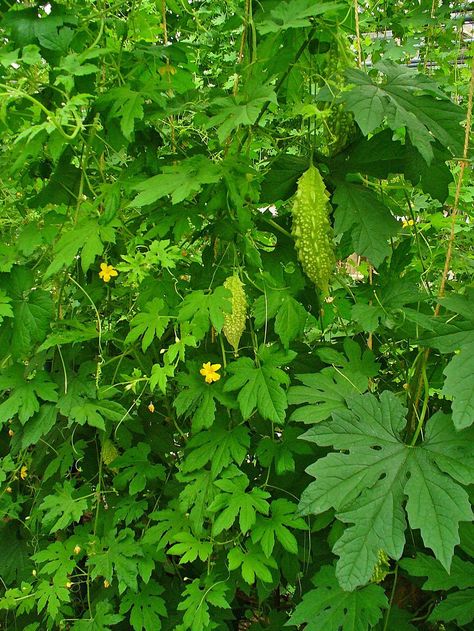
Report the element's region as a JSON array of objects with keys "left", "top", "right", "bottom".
[
  {"left": 0, "top": 85, "right": 82, "bottom": 140},
  {"left": 382, "top": 563, "right": 399, "bottom": 631},
  {"left": 67, "top": 275, "right": 103, "bottom": 385},
  {"left": 261, "top": 216, "right": 292, "bottom": 240},
  {"left": 219, "top": 333, "right": 228, "bottom": 369},
  {"left": 410, "top": 362, "right": 429, "bottom": 446}
]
